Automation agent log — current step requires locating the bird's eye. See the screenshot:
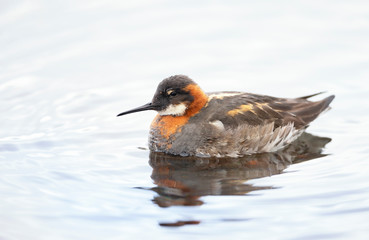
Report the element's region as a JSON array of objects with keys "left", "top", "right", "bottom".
[{"left": 167, "top": 90, "right": 177, "bottom": 97}]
